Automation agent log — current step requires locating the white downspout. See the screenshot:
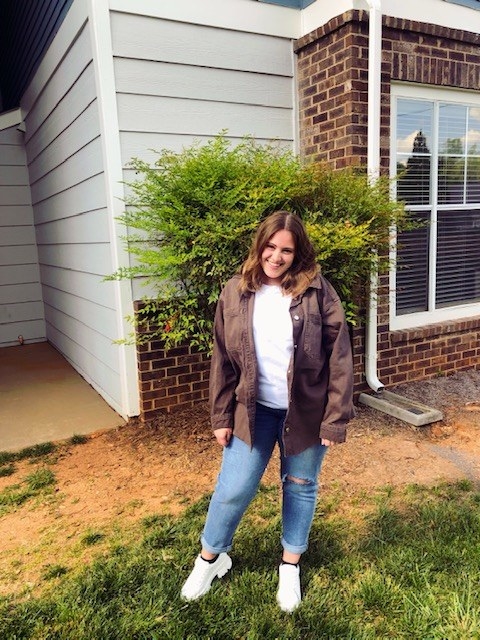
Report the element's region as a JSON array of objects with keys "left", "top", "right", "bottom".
[
  {"left": 364, "top": 0, "right": 384, "bottom": 393},
  {"left": 358, "top": 1, "right": 443, "bottom": 426}
]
